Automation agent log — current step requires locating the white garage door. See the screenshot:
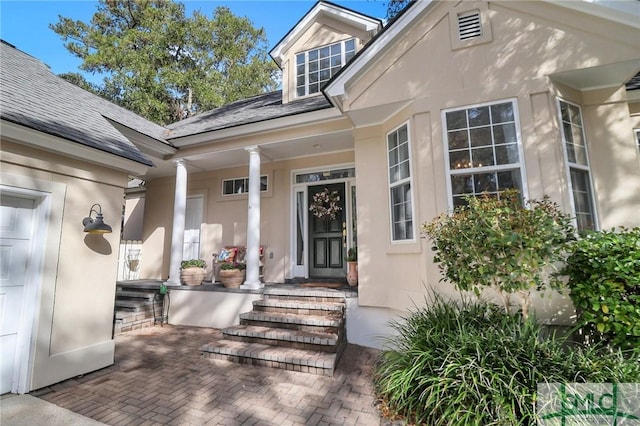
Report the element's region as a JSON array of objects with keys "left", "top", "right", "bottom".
[{"left": 0, "top": 195, "right": 35, "bottom": 394}]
